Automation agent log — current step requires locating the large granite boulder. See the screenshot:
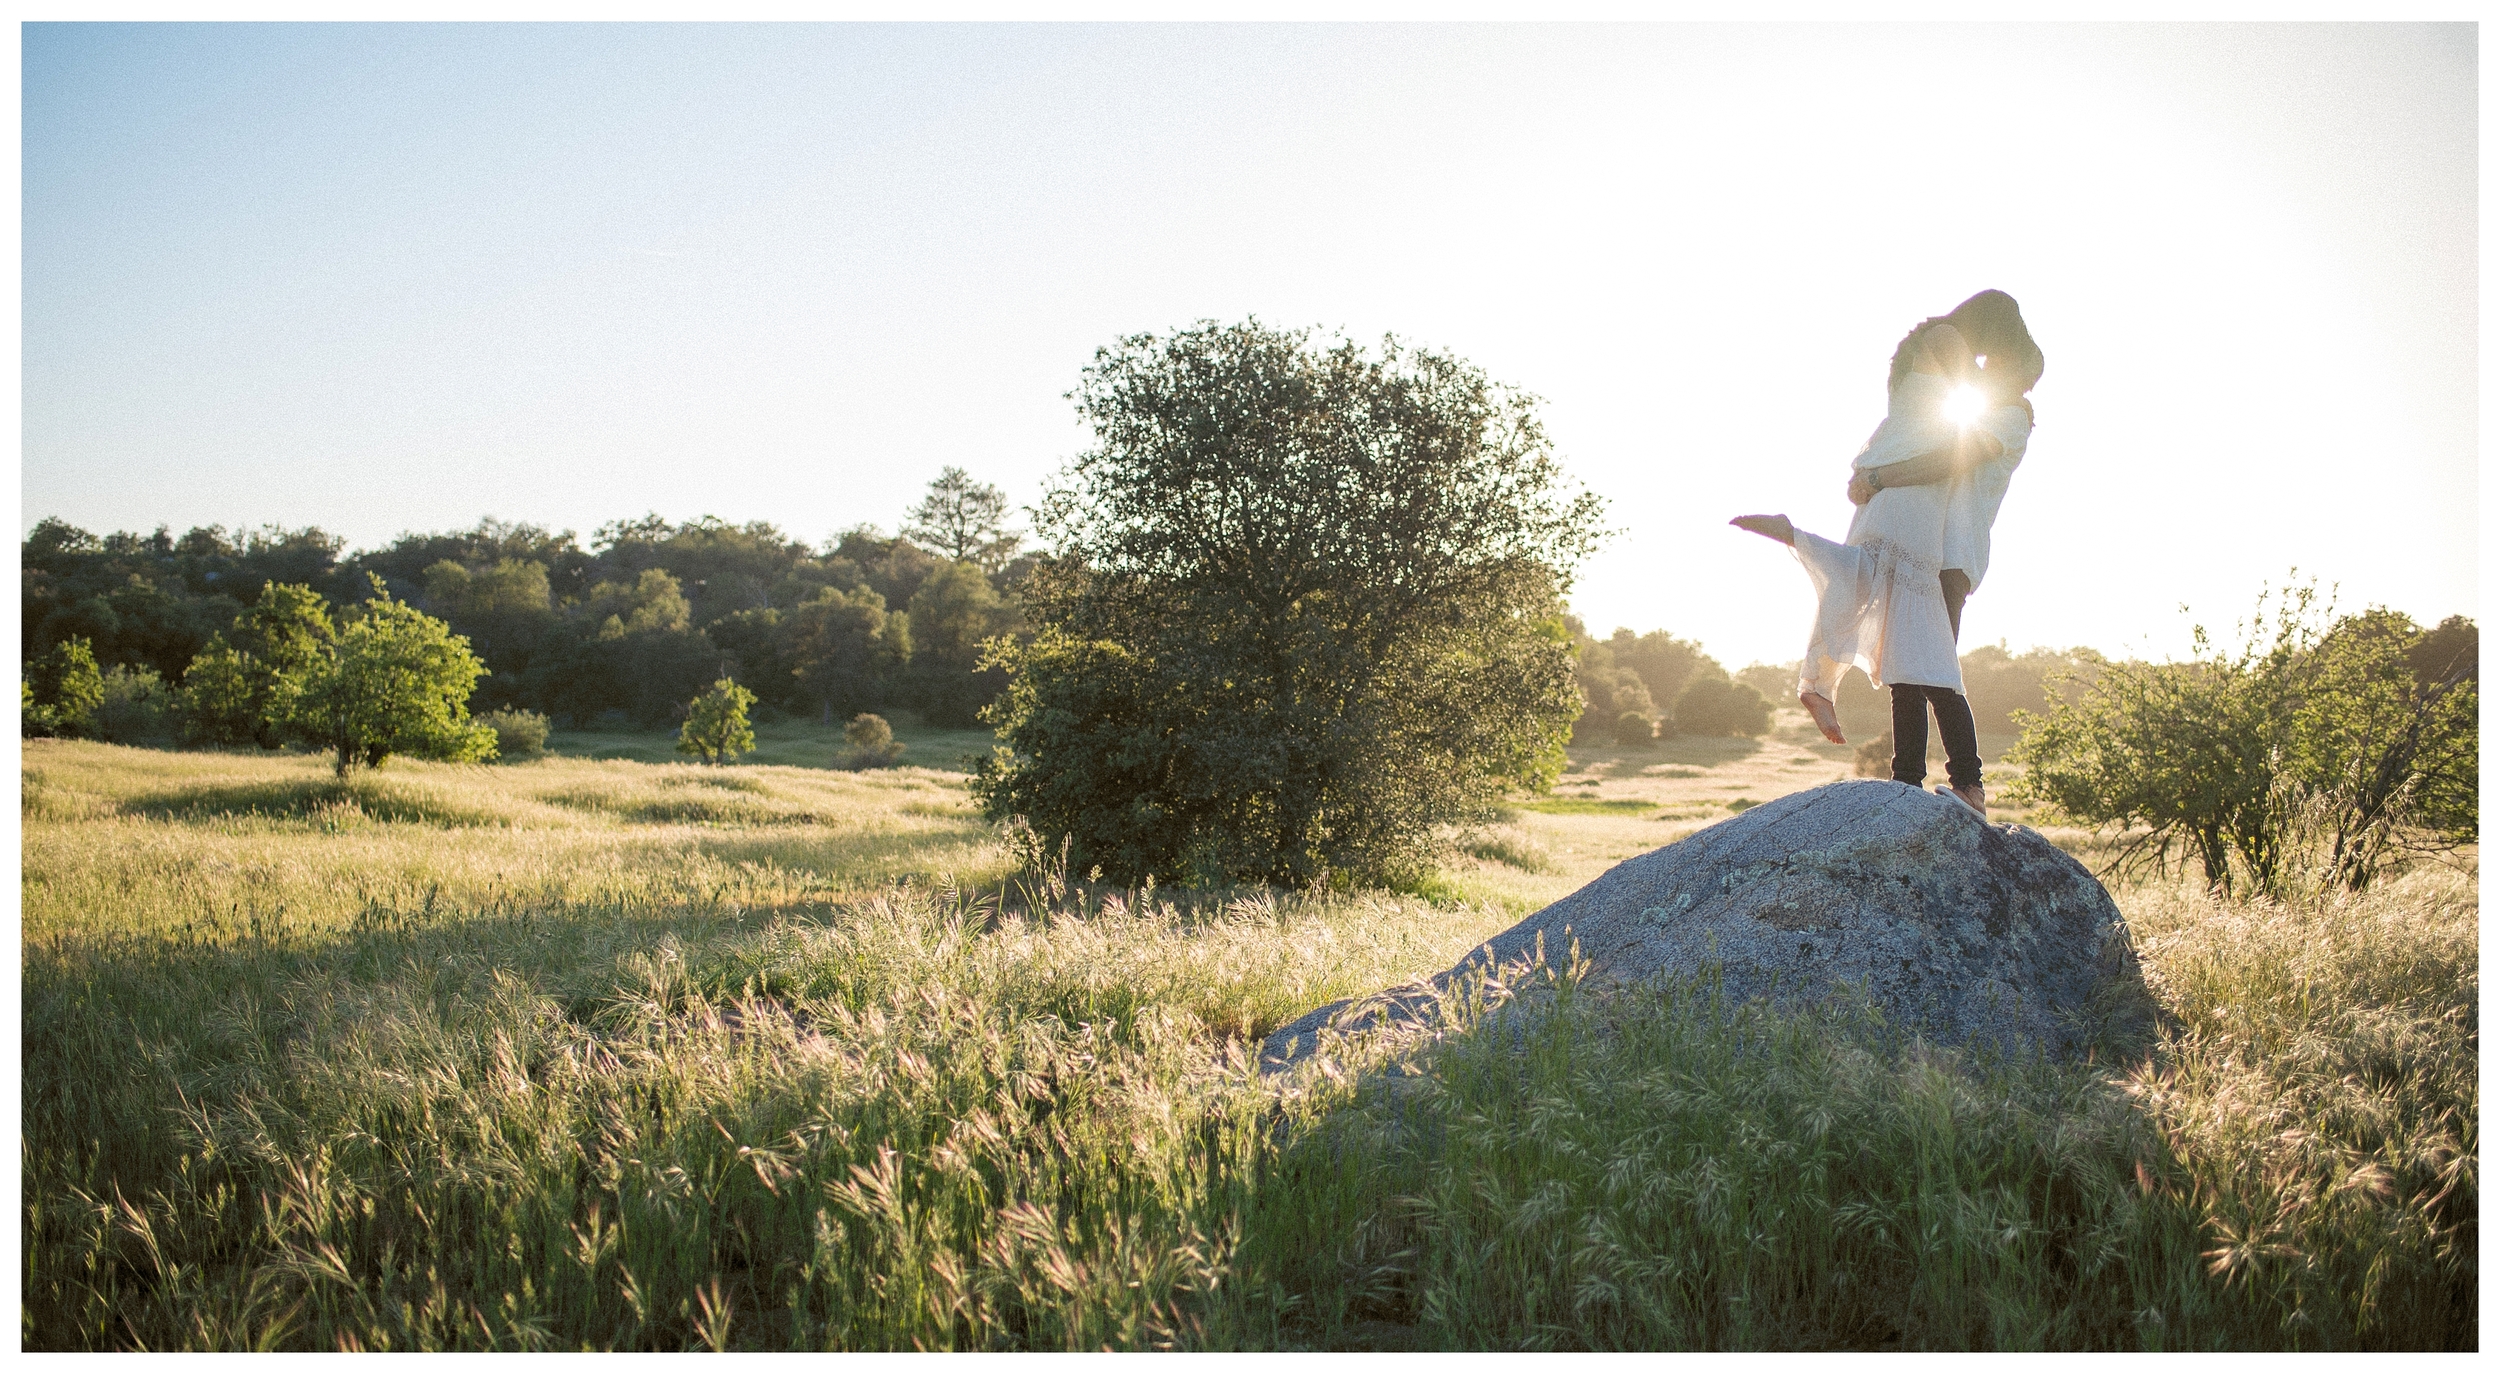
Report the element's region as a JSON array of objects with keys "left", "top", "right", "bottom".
[{"left": 1261, "top": 780, "right": 2143, "bottom": 1071}]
